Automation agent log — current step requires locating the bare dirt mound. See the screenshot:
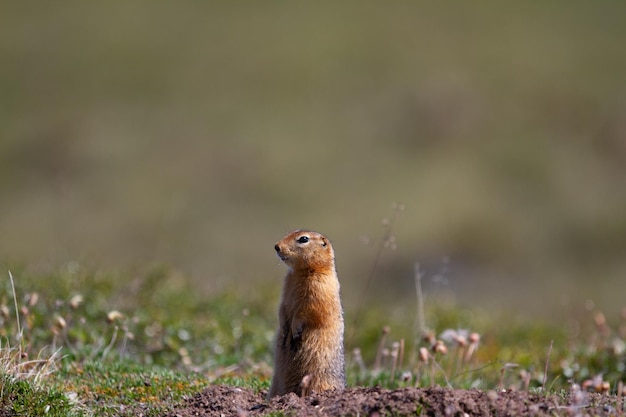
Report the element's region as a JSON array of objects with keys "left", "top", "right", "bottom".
[{"left": 164, "top": 385, "right": 621, "bottom": 416}]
